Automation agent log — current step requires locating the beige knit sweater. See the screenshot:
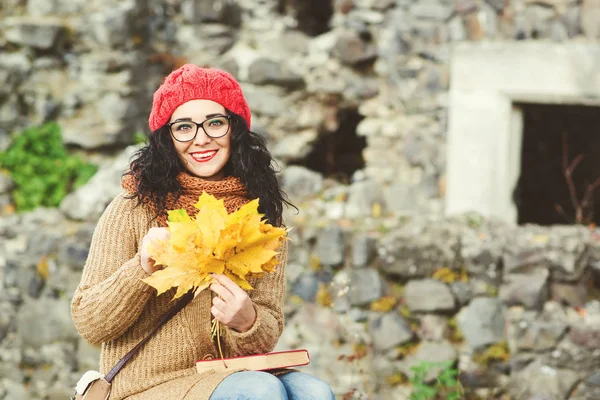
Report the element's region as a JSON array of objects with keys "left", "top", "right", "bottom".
[{"left": 71, "top": 193, "right": 288, "bottom": 400}]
